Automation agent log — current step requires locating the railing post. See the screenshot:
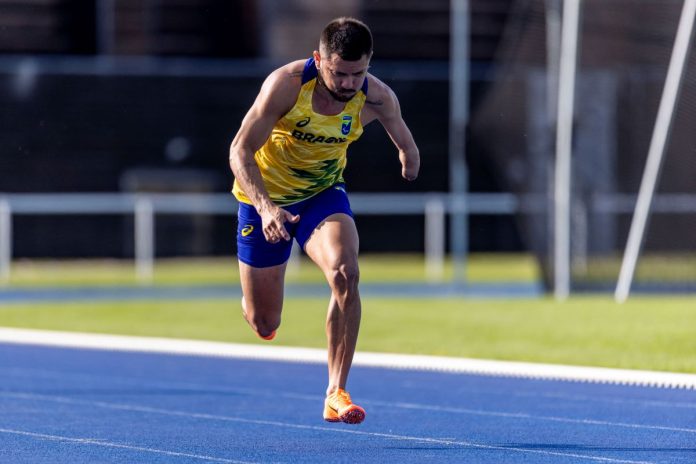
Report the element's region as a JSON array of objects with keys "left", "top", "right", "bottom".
[
  {"left": 449, "top": 0, "right": 470, "bottom": 284},
  {"left": 615, "top": 0, "right": 696, "bottom": 303},
  {"left": 450, "top": 193, "right": 468, "bottom": 281},
  {"left": 96, "top": 0, "right": 116, "bottom": 54},
  {"left": 554, "top": 0, "right": 582, "bottom": 300},
  {"left": 425, "top": 197, "right": 446, "bottom": 281},
  {"left": 134, "top": 197, "right": 154, "bottom": 284},
  {"left": 0, "top": 199, "right": 11, "bottom": 285}
]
